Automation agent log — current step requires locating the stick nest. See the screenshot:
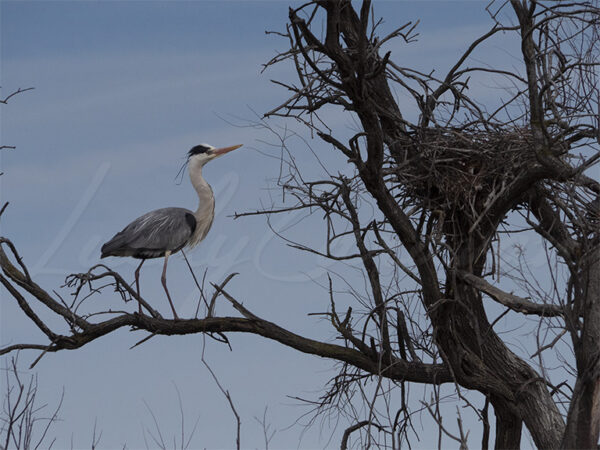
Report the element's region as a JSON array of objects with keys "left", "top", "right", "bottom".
[{"left": 389, "top": 127, "right": 537, "bottom": 229}]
